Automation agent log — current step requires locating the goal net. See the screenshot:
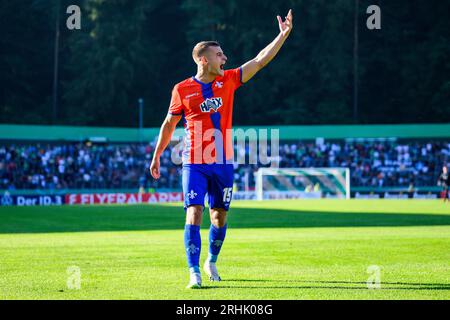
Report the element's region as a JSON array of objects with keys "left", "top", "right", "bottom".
[{"left": 255, "top": 168, "right": 350, "bottom": 200}]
